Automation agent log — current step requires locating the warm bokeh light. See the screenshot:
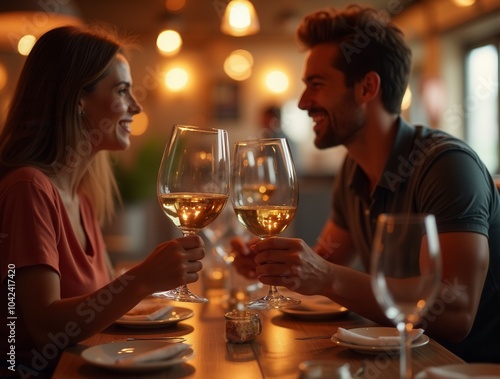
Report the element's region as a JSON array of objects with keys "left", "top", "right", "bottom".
[
  {"left": 229, "top": 2, "right": 251, "bottom": 29},
  {"left": 452, "top": 0, "right": 476, "bottom": 6},
  {"left": 0, "top": 63, "right": 7, "bottom": 91},
  {"left": 165, "top": 67, "right": 189, "bottom": 91},
  {"left": 401, "top": 86, "right": 412, "bottom": 111},
  {"left": 223, "top": 49, "right": 254, "bottom": 81},
  {"left": 265, "top": 70, "right": 289, "bottom": 93},
  {"left": 17, "top": 35, "right": 36, "bottom": 56},
  {"left": 221, "top": 0, "right": 260, "bottom": 37},
  {"left": 165, "top": 0, "right": 186, "bottom": 12},
  {"left": 131, "top": 112, "right": 149, "bottom": 136},
  {"left": 156, "top": 29, "right": 182, "bottom": 56}
]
